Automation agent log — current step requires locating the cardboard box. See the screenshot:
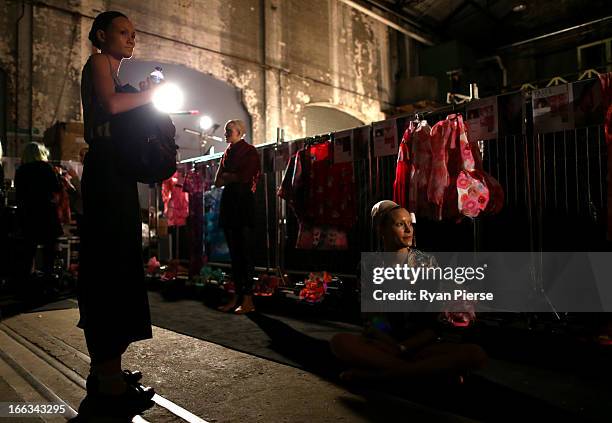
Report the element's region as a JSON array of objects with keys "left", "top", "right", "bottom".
[{"left": 44, "top": 122, "right": 87, "bottom": 161}]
